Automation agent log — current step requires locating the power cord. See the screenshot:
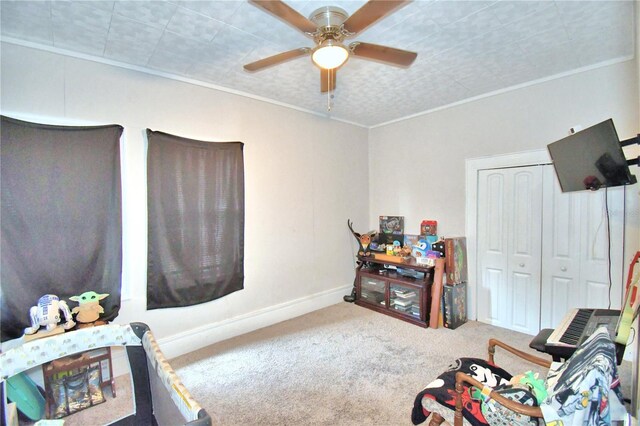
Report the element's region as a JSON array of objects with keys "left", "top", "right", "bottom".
[{"left": 605, "top": 187, "right": 612, "bottom": 309}]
